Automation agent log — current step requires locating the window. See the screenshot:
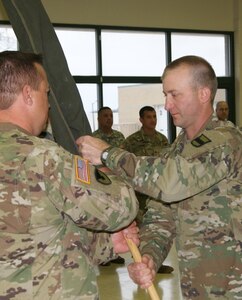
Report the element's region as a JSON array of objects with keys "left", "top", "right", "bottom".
[
  {"left": 76, "top": 83, "right": 98, "bottom": 130},
  {"left": 171, "top": 33, "right": 229, "bottom": 76},
  {"left": 101, "top": 30, "right": 166, "bottom": 76},
  {"left": 0, "top": 25, "right": 17, "bottom": 51},
  {"left": 0, "top": 22, "right": 234, "bottom": 142},
  {"left": 55, "top": 28, "right": 97, "bottom": 76},
  {"left": 56, "top": 26, "right": 233, "bottom": 142}
]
